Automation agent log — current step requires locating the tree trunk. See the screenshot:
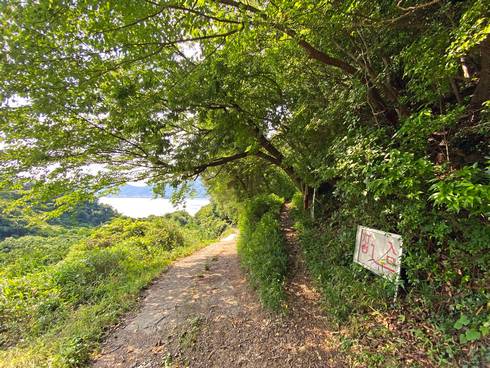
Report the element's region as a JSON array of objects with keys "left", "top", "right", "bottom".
[
  {"left": 364, "top": 78, "right": 399, "bottom": 125},
  {"left": 362, "top": 62, "right": 407, "bottom": 122},
  {"left": 303, "top": 185, "right": 314, "bottom": 210},
  {"left": 469, "top": 35, "right": 490, "bottom": 113}
]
